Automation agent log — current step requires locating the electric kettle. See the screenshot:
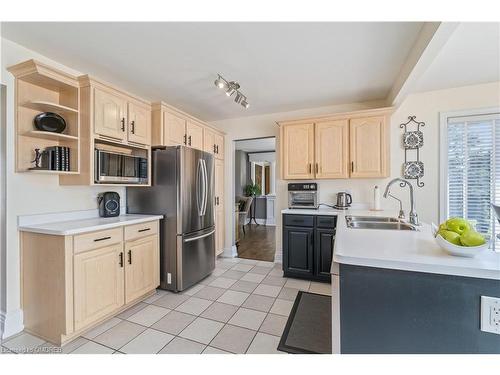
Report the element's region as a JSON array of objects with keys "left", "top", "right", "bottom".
[{"left": 334, "top": 192, "right": 352, "bottom": 210}]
